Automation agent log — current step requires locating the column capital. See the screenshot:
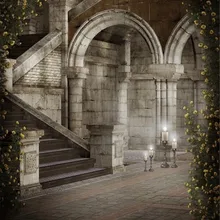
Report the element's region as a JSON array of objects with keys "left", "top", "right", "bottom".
[
  {"left": 147, "top": 64, "right": 184, "bottom": 80},
  {"left": 65, "top": 66, "right": 89, "bottom": 79},
  {"left": 118, "top": 72, "right": 132, "bottom": 83},
  {"left": 118, "top": 65, "right": 131, "bottom": 73}
]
